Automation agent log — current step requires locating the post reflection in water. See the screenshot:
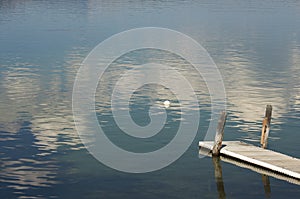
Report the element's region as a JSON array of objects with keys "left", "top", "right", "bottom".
[
  {"left": 212, "top": 156, "right": 271, "bottom": 199},
  {"left": 211, "top": 157, "right": 273, "bottom": 199},
  {"left": 212, "top": 157, "right": 226, "bottom": 199},
  {"left": 212, "top": 156, "right": 278, "bottom": 199},
  {"left": 262, "top": 174, "right": 271, "bottom": 198}
]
